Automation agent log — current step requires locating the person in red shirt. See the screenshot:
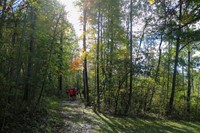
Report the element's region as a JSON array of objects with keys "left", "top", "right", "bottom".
[
  {"left": 73, "top": 88, "right": 77, "bottom": 100},
  {"left": 69, "top": 89, "right": 74, "bottom": 100},
  {"left": 66, "top": 89, "right": 69, "bottom": 95}
]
